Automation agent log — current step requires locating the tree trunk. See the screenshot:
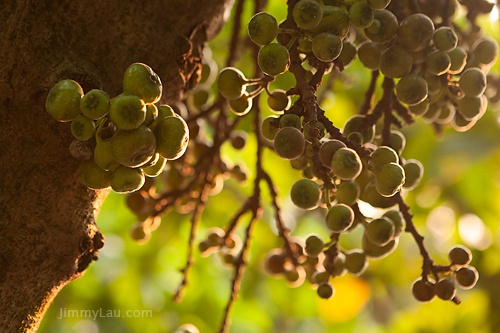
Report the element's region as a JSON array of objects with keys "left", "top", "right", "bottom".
[{"left": 0, "top": 0, "right": 234, "bottom": 331}]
